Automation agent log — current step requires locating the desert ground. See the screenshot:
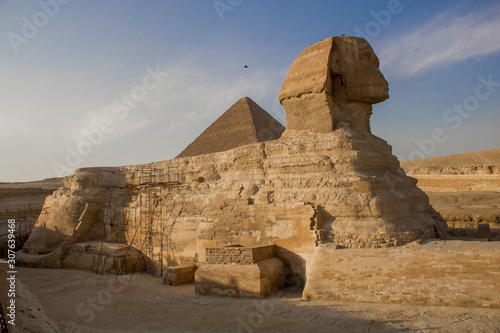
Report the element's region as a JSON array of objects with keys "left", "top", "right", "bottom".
[
  {"left": 17, "top": 267, "right": 500, "bottom": 333},
  {"left": 401, "top": 149, "right": 500, "bottom": 230}
]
